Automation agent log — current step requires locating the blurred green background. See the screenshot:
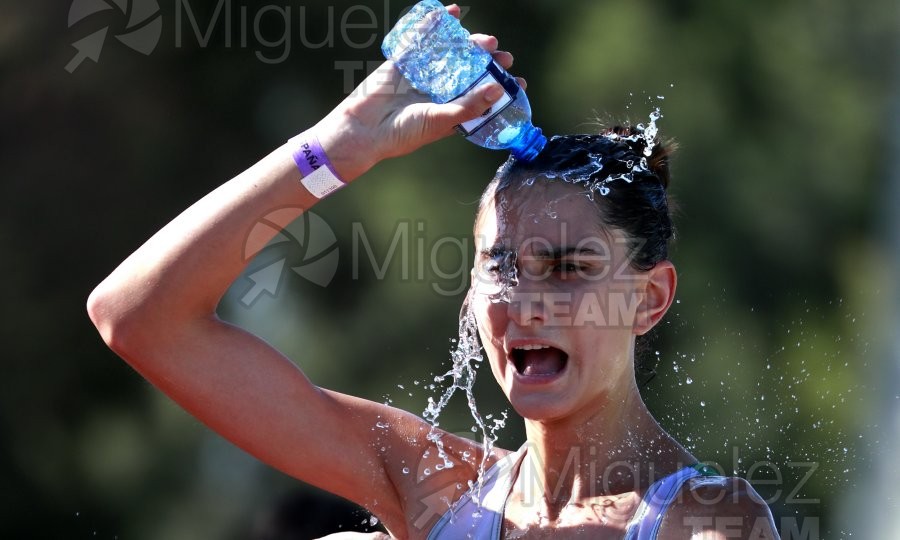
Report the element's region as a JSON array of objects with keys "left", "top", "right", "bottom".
[{"left": 2, "top": 0, "right": 898, "bottom": 538}]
